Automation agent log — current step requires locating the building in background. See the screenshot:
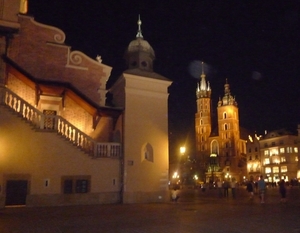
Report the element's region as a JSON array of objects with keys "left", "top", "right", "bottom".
[
  {"left": 258, "top": 129, "right": 299, "bottom": 184},
  {"left": 246, "top": 133, "right": 262, "bottom": 182},
  {"left": 0, "top": 0, "right": 170, "bottom": 207}
]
